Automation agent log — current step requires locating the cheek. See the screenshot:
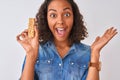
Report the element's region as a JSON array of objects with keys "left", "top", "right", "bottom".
[
  {"left": 47, "top": 16, "right": 50, "bottom": 27},
  {"left": 47, "top": 18, "right": 56, "bottom": 32},
  {"left": 47, "top": 17, "right": 53, "bottom": 29},
  {"left": 67, "top": 18, "right": 74, "bottom": 30}
]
